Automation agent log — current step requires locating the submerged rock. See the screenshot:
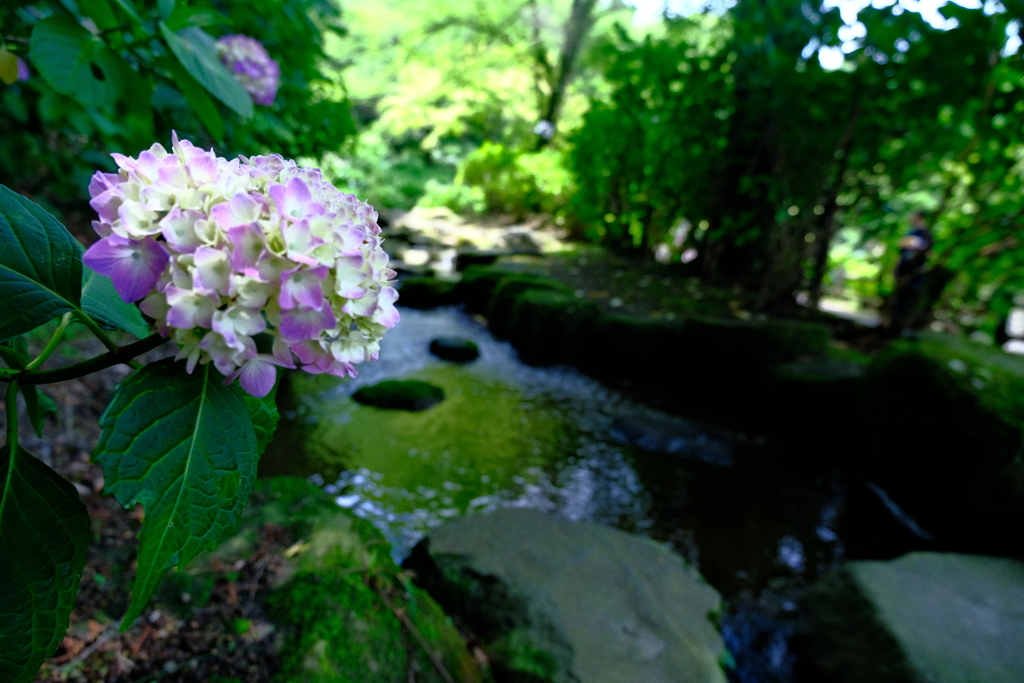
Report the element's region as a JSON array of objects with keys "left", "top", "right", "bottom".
[
  {"left": 405, "top": 508, "right": 729, "bottom": 683},
  {"left": 353, "top": 380, "right": 445, "bottom": 411},
  {"left": 430, "top": 337, "right": 480, "bottom": 363},
  {"left": 808, "top": 552, "right": 1024, "bottom": 683},
  {"left": 610, "top": 411, "right": 735, "bottom": 466}
]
